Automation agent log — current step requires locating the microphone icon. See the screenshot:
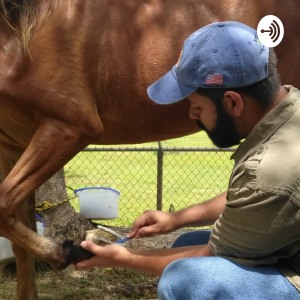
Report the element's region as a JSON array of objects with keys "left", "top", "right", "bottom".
[
  {"left": 261, "top": 20, "right": 280, "bottom": 43},
  {"left": 257, "top": 15, "right": 284, "bottom": 47}
]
